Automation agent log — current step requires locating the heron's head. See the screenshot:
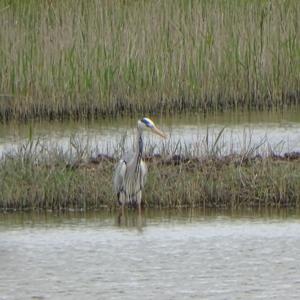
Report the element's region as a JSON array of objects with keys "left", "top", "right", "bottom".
[{"left": 138, "top": 117, "right": 167, "bottom": 138}]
